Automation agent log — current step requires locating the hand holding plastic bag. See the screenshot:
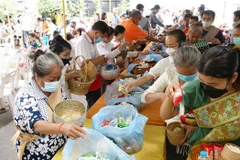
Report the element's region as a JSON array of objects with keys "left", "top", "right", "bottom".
[
  {"left": 92, "top": 105, "right": 148, "bottom": 154},
  {"left": 62, "top": 128, "right": 135, "bottom": 160}
]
